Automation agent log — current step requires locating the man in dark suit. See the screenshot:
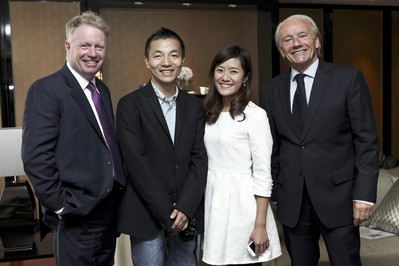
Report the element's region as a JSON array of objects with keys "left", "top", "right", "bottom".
[
  {"left": 21, "top": 11, "right": 125, "bottom": 266},
  {"left": 116, "top": 27, "right": 207, "bottom": 266},
  {"left": 261, "top": 14, "right": 379, "bottom": 266}
]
